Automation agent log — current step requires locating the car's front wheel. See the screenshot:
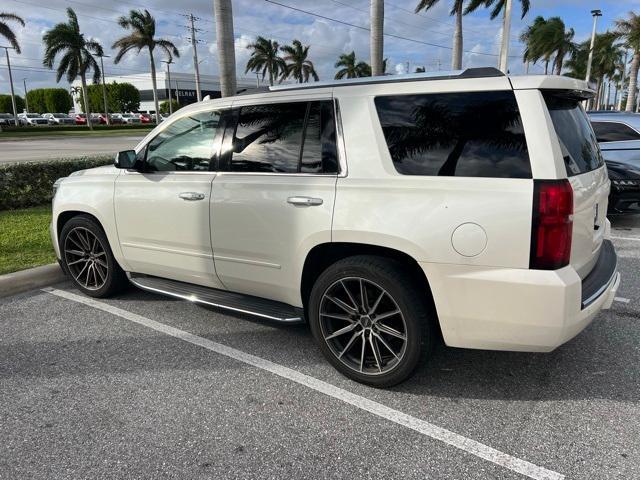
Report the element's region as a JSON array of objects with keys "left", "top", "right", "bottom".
[
  {"left": 59, "top": 215, "right": 127, "bottom": 298},
  {"left": 308, "top": 255, "right": 433, "bottom": 387}
]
